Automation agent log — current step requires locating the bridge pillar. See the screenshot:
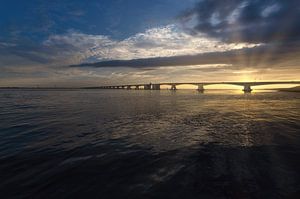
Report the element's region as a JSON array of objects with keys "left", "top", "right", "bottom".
[
  {"left": 135, "top": 85, "right": 140, "bottom": 90},
  {"left": 144, "top": 84, "right": 151, "bottom": 90},
  {"left": 127, "top": 86, "right": 131, "bottom": 90},
  {"left": 152, "top": 84, "right": 160, "bottom": 90},
  {"left": 243, "top": 85, "right": 252, "bottom": 93},
  {"left": 197, "top": 84, "right": 204, "bottom": 92},
  {"left": 170, "top": 84, "right": 177, "bottom": 90},
  {"left": 121, "top": 86, "right": 125, "bottom": 89}
]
